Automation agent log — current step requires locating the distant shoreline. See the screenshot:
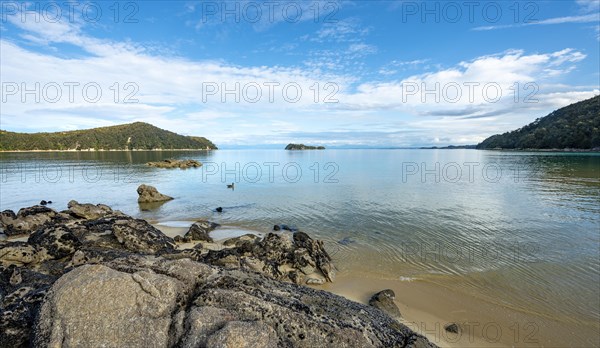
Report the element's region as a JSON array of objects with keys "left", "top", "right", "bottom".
[
  {"left": 1, "top": 147, "right": 598, "bottom": 153},
  {"left": 0, "top": 148, "right": 217, "bottom": 153},
  {"left": 476, "top": 148, "right": 600, "bottom": 153}
]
